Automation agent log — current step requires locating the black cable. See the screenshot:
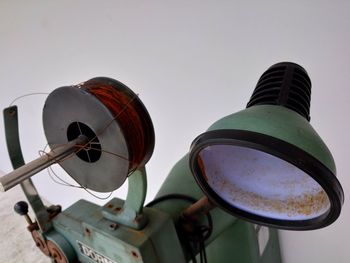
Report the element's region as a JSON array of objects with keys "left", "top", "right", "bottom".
[
  {"left": 202, "top": 239, "right": 208, "bottom": 263},
  {"left": 146, "top": 193, "right": 198, "bottom": 207},
  {"left": 146, "top": 194, "right": 212, "bottom": 263}
]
